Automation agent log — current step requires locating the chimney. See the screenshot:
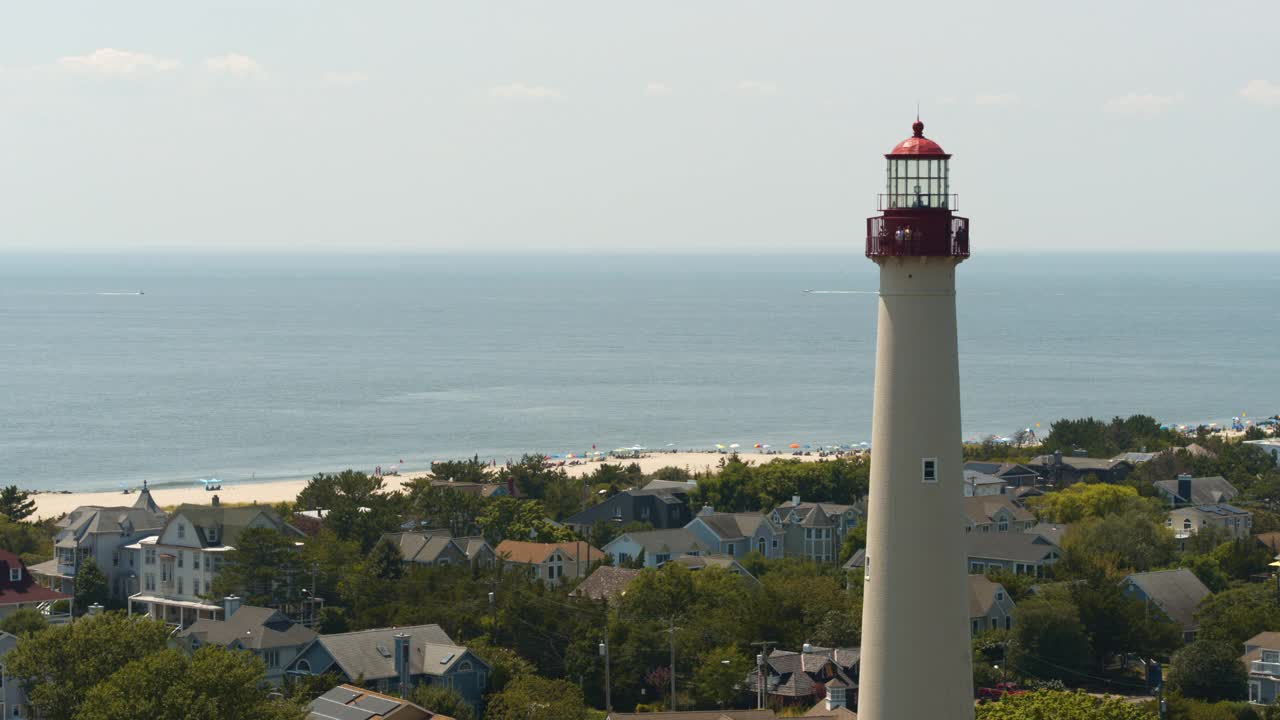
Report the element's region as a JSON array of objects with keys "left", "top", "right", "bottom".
[
  {"left": 506, "top": 476, "right": 515, "bottom": 496},
  {"left": 802, "top": 642, "right": 813, "bottom": 653},
  {"left": 698, "top": 504, "right": 715, "bottom": 517},
  {"left": 791, "top": 495, "right": 801, "bottom": 506},
  {"left": 212, "top": 494, "right": 220, "bottom": 507},
  {"left": 393, "top": 633, "right": 411, "bottom": 697},
  {"left": 1053, "top": 449, "right": 1063, "bottom": 466},
  {"left": 1177, "top": 474, "right": 1193, "bottom": 505},
  {"left": 223, "top": 595, "right": 241, "bottom": 619}
]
